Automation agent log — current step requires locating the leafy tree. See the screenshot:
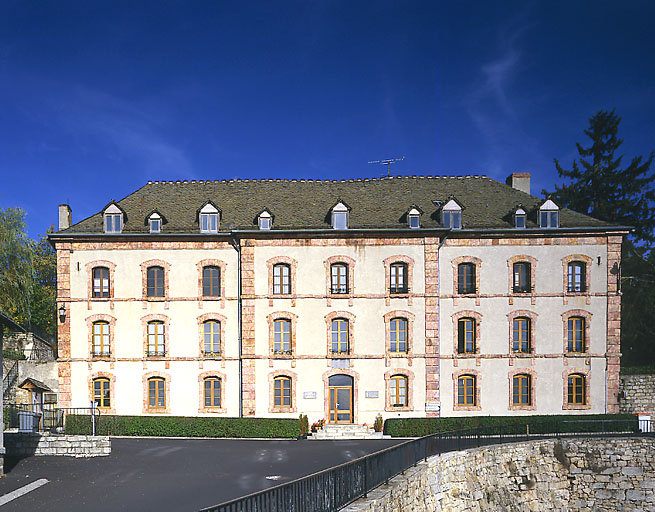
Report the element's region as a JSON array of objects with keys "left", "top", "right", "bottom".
[
  {"left": 546, "top": 110, "right": 655, "bottom": 368},
  {"left": 29, "top": 229, "right": 57, "bottom": 337},
  {"left": 0, "top": 207, "right": 32, "bottom": 324}
]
